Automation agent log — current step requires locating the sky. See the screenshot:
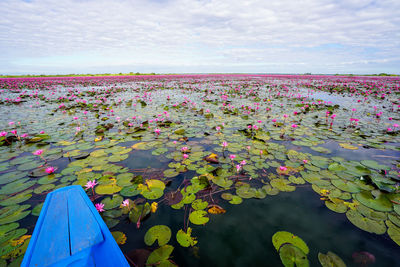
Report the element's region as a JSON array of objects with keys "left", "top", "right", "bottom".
[{"left": 0, "top": 0, "right": 399, "bottom": 75}]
